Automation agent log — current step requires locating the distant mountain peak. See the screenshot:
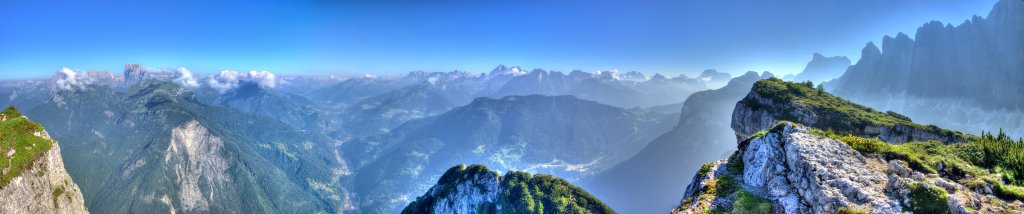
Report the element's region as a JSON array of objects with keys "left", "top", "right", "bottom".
[
  {"left": 793, "top": 53, "right": 850, "bottom": 83},
  {"left": 488, "top": 65, "right": 526, "bottom": 77},
  {"left": 860, "top": 42, "right": 883, "bottom": 59}
]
